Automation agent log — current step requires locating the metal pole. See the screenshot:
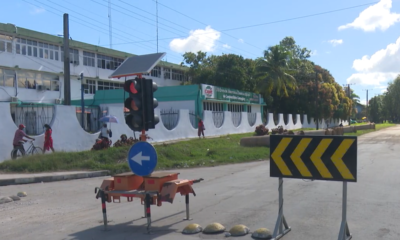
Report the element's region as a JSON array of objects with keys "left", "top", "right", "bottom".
[
  {"left": 272, "top": 178, "right": 291, "bottom": 240},
  {"left": 80, "top": 73, "right": 84, "bottom": 129},
  {"left": 315, "top": 72, "right": 319, "bottom": 130},
  {"left": 145, "top": 194, "right": 151, "bottom": 233},
  {"left": 348, "top": 85, "right": 351, "bottom": 126},
  {"left": 100, "top": 191, "right": 108, "bottom": 231},
  {"left": 63, "top": 13, "right": 71, "bottom": 105},
  {"left": 184, "top": 194, "right": 191, "bottom": 220},
  {"left": 156, "top": 0, "right": 158, "bottom": 53},
  {"left": 338, "top": 181, "right": 352, "bottom": 240}
]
